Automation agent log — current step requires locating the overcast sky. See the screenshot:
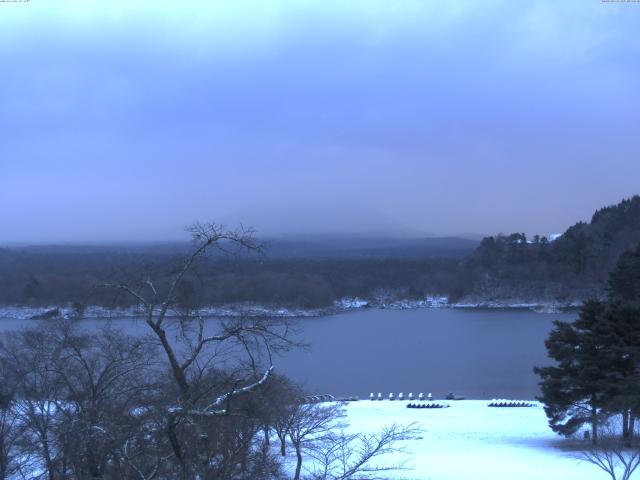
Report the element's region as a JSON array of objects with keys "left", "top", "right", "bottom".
[{"left": 1, "top": 0, "right": 639, "bottom": 242}]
